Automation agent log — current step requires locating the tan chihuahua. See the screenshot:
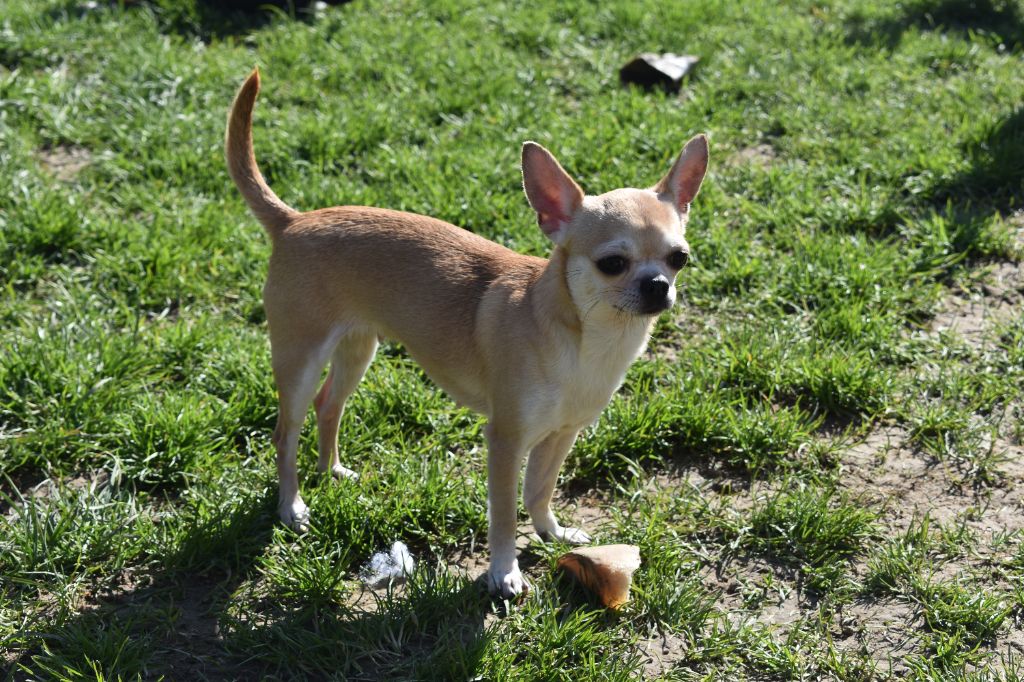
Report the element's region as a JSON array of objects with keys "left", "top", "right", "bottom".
[{"left": 225, "top": 69, "right": 708, "bottom": 598}]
